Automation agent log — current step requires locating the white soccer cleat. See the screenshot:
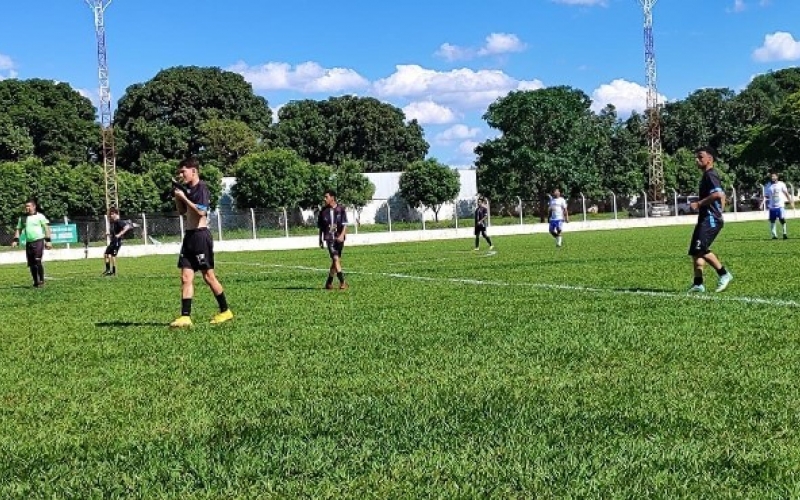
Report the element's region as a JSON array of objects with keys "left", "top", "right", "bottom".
[
  {"left": 687, "top": 284, "right": 706, "bottom": 293},
  {"left": 715, "top": 272, "right": 733, "bottom": 293}
]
